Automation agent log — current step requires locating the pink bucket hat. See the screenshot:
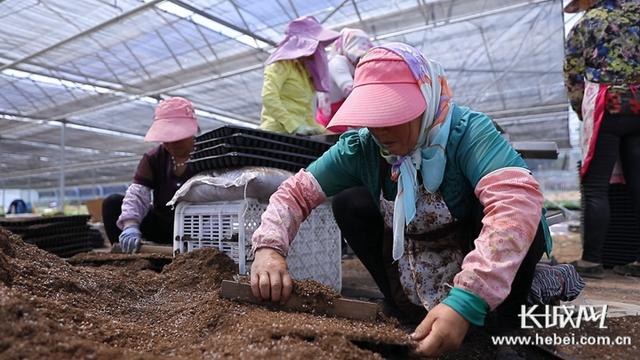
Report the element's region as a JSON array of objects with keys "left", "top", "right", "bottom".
[
  {"left": 285, "top": 15, "right": 339, "bottom": 42},
  {"left": 144, "top": 97, "right": 198, "bottom": 142},
  {"left": 265, "top": 16, "right": 339, "bottom": 64},
  {"left": 327, "top": 48, "right": 426, "bottom": 130}
]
